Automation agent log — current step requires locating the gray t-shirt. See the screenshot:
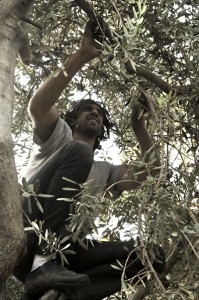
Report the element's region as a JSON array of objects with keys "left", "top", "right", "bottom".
[{"left": 25, "top": 118, "right": 126, "bottom": 199}]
